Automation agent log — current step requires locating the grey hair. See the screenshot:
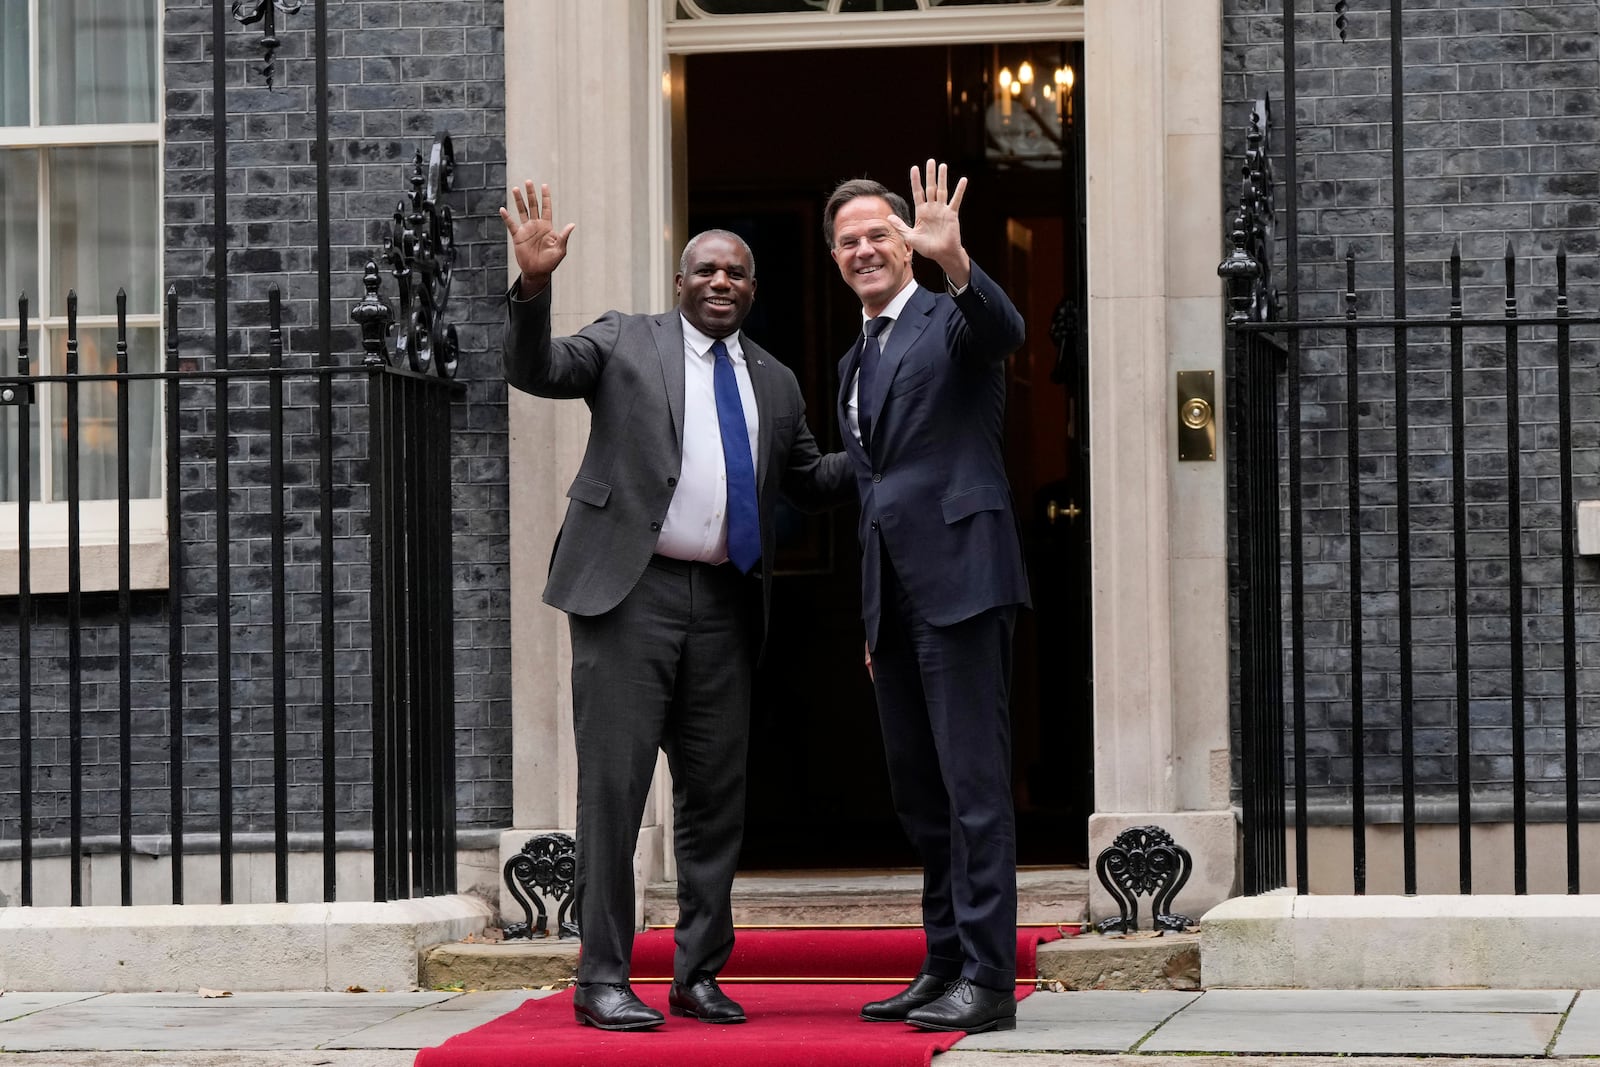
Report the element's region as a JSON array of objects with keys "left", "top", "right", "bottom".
[
  {"left": 823, "top": 178, "right": 912, "bottom": 247},
  {"left": 679, "top": 229, "right": 756, "bottom": 278}
]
